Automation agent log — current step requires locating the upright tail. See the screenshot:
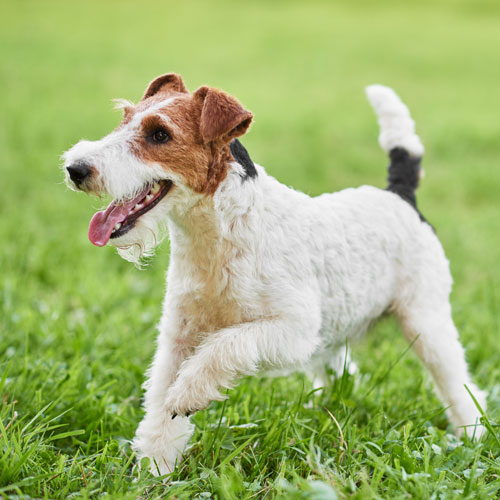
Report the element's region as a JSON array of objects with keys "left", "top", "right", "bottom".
[{"left": 365, "top": 85, "right": 427, "bottom": 221}]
